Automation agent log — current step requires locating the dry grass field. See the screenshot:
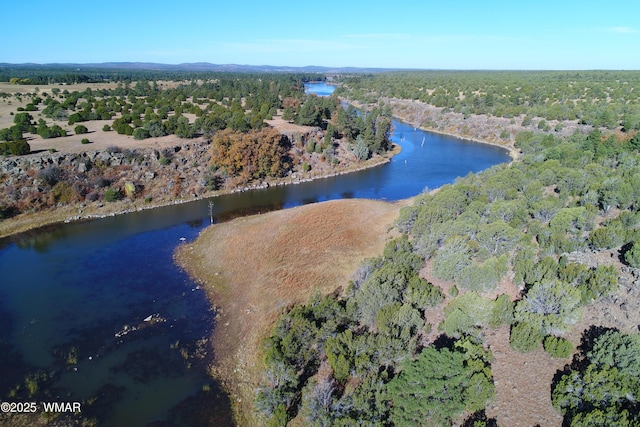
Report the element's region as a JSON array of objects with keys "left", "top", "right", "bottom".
[{"left": 176, "top": 198, "right": 407, "bottom": 425}]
